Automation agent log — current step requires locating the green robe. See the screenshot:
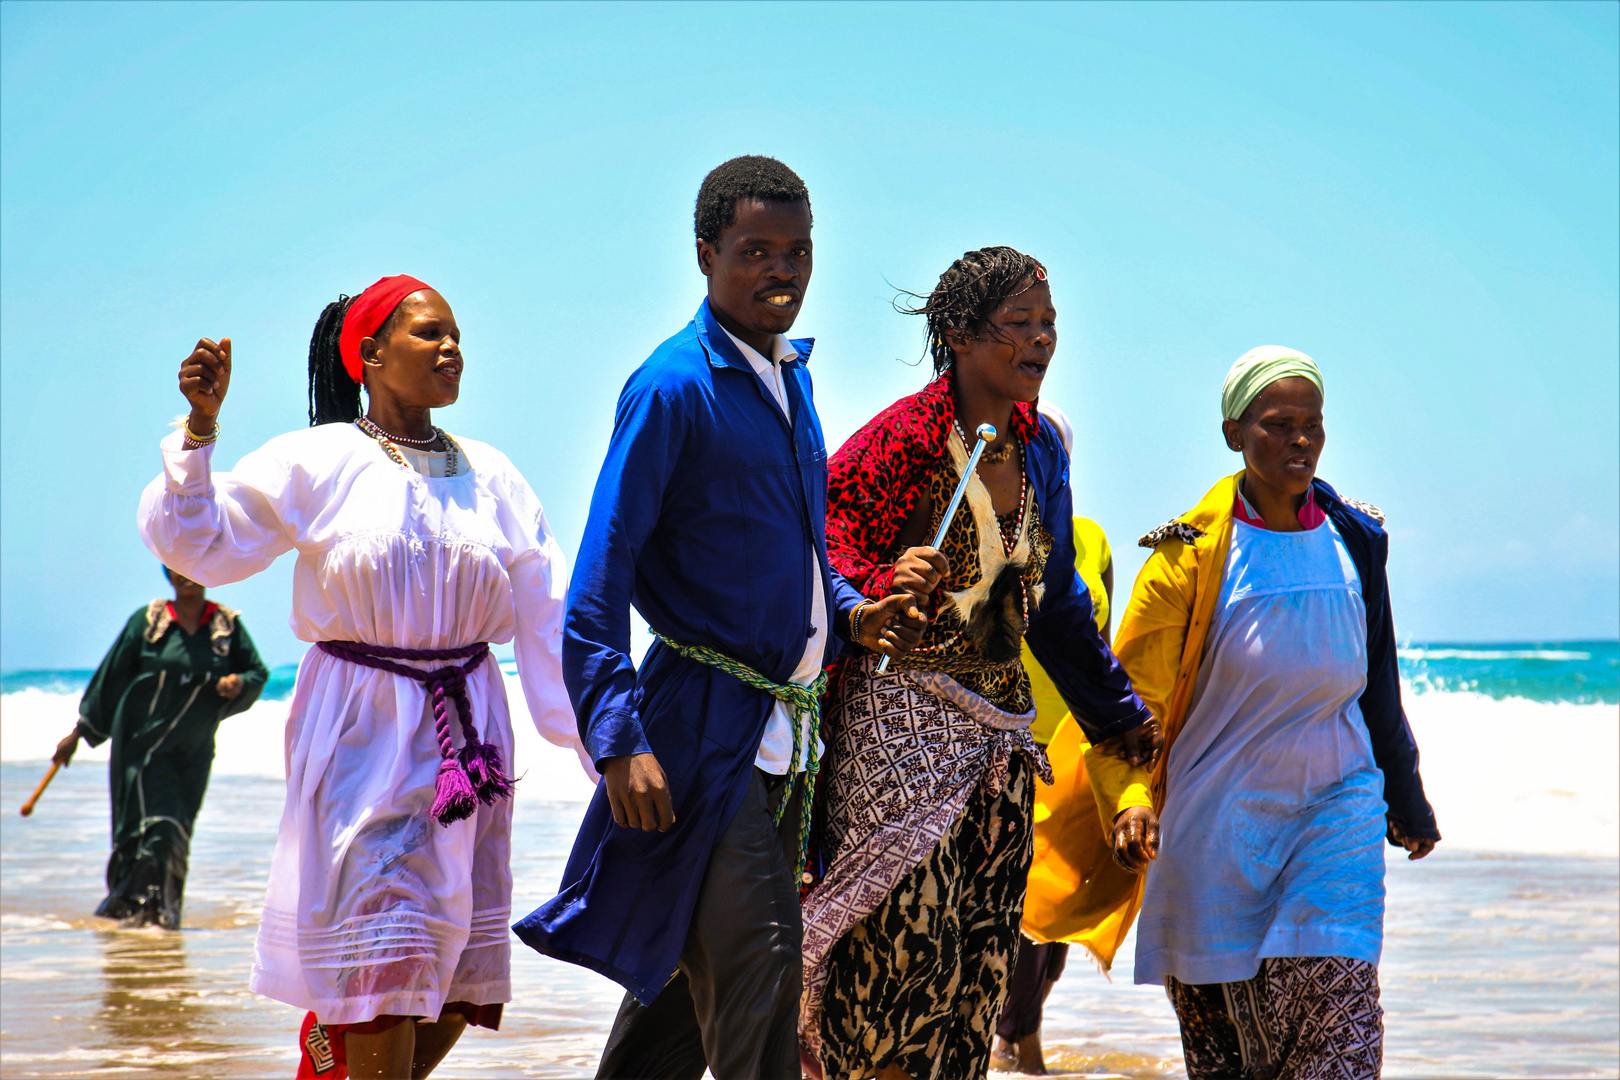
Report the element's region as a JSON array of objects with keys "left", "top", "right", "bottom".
[{"left": 76, "top": 600, "right": 269, "bottom": 928}]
